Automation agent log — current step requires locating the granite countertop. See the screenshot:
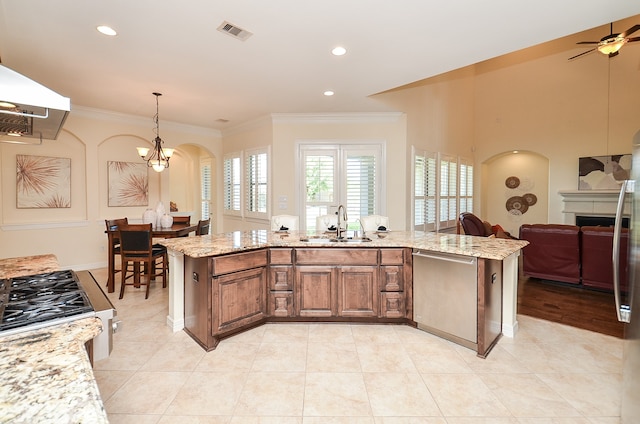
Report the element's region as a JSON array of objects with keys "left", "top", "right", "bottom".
[
  {"left": 159, "top": 230, "right": 528, "bottom": 261},
  {"left": 0, "top": 254, "right": 60, "bottom": 279},
  {"left": 0, "top": 317, "right": 108, "bottom": 424}
]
